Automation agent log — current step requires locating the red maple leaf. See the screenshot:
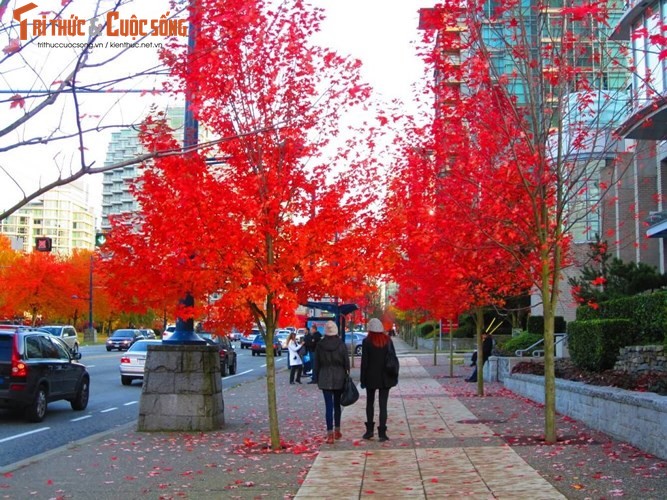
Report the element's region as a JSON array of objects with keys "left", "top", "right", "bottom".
[
  {"left": 2, "top": 39, "right": 20, "bottom": 55},
  {"left": 9, "top": 94, "right": 25, "bottom": 109}
]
